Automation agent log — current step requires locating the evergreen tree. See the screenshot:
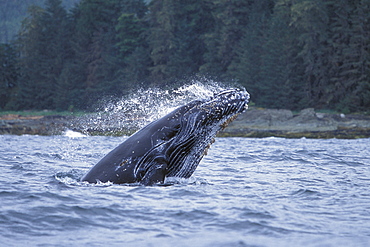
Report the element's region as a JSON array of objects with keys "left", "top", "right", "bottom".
[
  {"left": 201, "top": 0, "right": 253, "bottom": 78},
  {"left": 326, "top": 0, "right": 370, "bottom": 112},
  {"left": 147, "top": 0, "right": 214, "bottom": 83},
  {"left": 115, "top": 2, "right": 150, "bottom": 84},
  {"left": 257, "top": 0, "right": 295, "bottom": 109},
  {"left": 0, "top": 0, "right": 79, "bottom": 44},
  {"left": 14, "top": 5, "right": 48, "bottom": 109},
  {"left": 146, "top": 0, "right": 178, "bottom": 82},
  {"left": 0, "top": 44, "right": 19, "bottom": 109},
  {"left": 349, "top": 0, "right": 370, "bottom": 111},
  {"left": 44, "top": 0, "right": 74, "bottom": 110},
  {"left": 228, "top": 0, "right": 274, "bottom": 105},
  {"left": 338, "top": 0, "right": 370, "bottom": 112},
  {"left": 166, "top": 0, "right": 214, "bottom": 80},
  {"left": 289, "top": 0, "right": 330, "bottom": 108},
  {"left": 70, "top": 0, "right": 147, "bottom": 108},
  {"left": 14, "top": 0, "right": 71, "bottom": 110}
]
